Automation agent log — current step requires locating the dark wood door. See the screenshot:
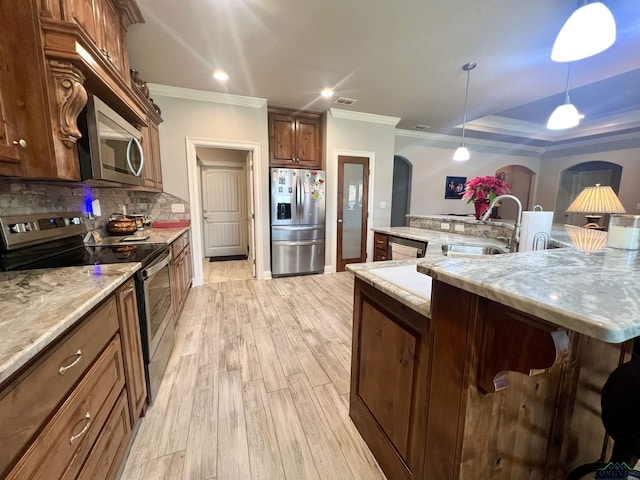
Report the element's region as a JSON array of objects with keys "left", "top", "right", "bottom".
[{"left": 337, "top": 156, "right": 369, "bottom": 271}]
